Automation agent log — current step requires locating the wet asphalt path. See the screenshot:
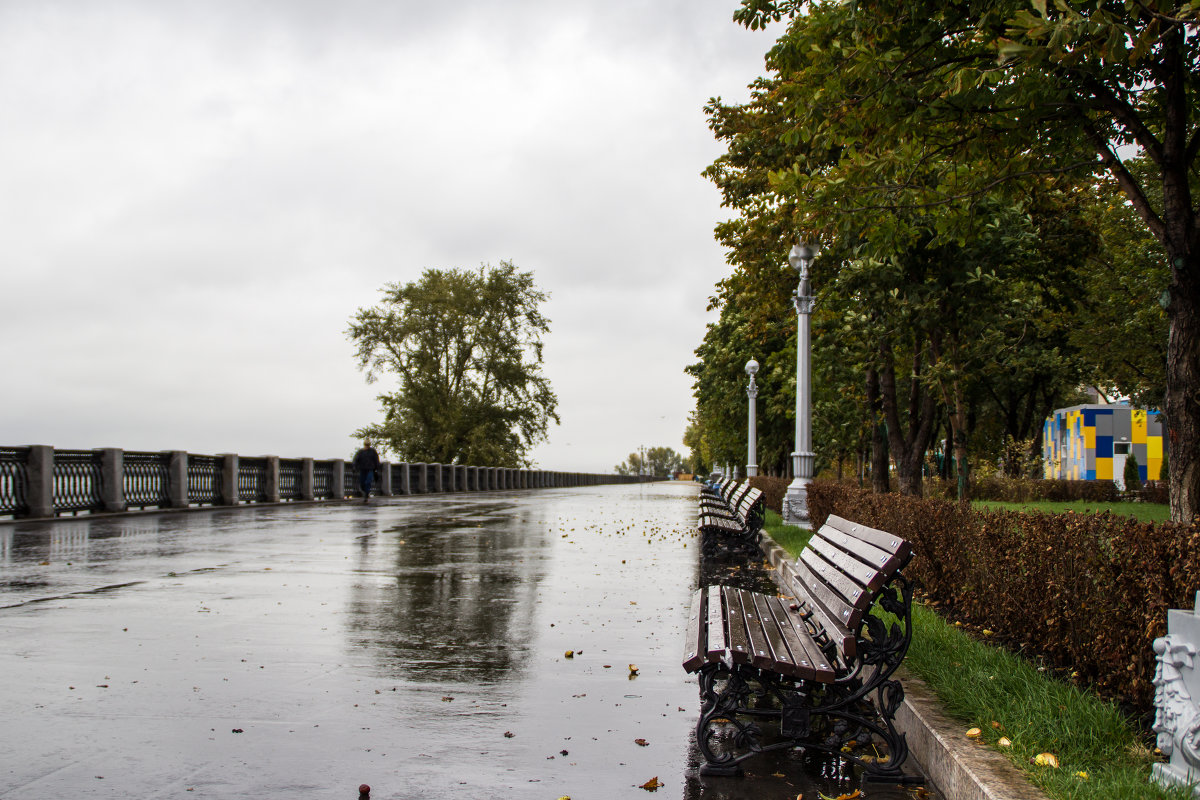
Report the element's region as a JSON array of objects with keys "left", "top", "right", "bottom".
[{"left": 1, "top": 482, "right": 927, "bottom": 799}]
